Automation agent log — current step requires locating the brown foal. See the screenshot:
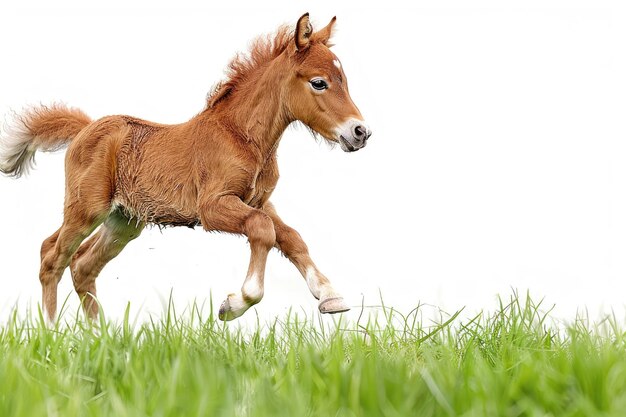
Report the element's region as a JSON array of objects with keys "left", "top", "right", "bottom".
[{"left": 0, "top": 13, "right": 372, "bottom": 321}]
